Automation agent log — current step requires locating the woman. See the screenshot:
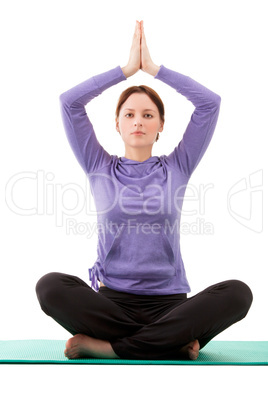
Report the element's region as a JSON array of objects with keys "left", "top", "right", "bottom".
[{"left": 36, "top": 21, "right": 253, "bottom": 360}]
